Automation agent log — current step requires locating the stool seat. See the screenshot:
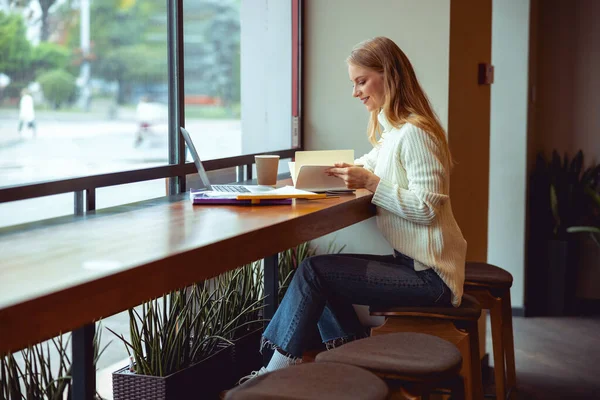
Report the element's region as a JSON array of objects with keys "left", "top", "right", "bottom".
[
  {"left": 225, "top": 362, "right": 388, "bottom": 400},
  {"left": 370, "top": 293, "right": 481, "bottom": 320},
  {"left": 465, "top": 262, "right": 513, "bottom": 288},
  {"left": 316, "top": 332, "right": 462, "bottom": 381}
]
